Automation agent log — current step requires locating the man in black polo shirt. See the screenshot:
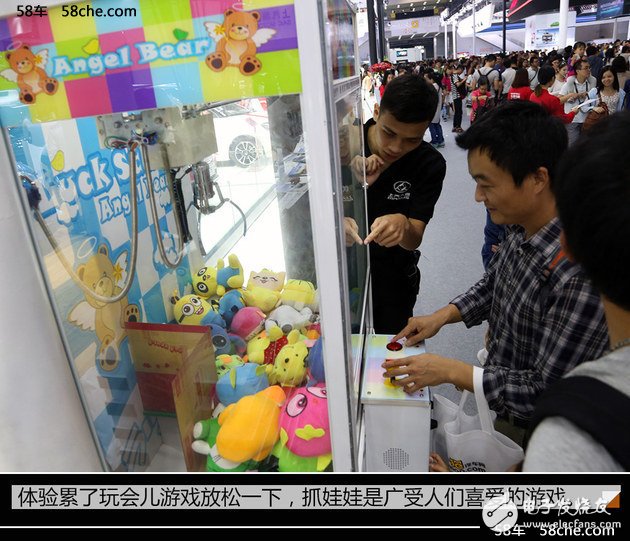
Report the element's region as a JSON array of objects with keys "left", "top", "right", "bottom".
[{"left": 360, "top": 74, "right": 446, "bottom": 333}]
